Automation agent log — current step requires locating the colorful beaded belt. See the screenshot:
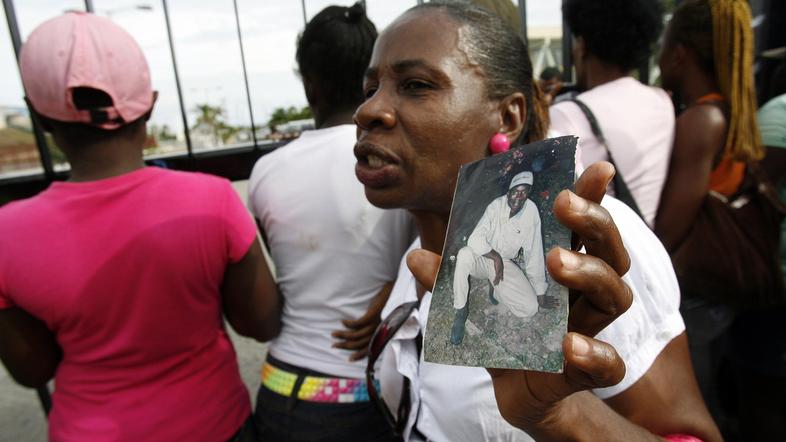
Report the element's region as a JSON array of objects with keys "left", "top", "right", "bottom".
[{"left": 261, "top": 362, "right": 379, "bottom": 403}]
